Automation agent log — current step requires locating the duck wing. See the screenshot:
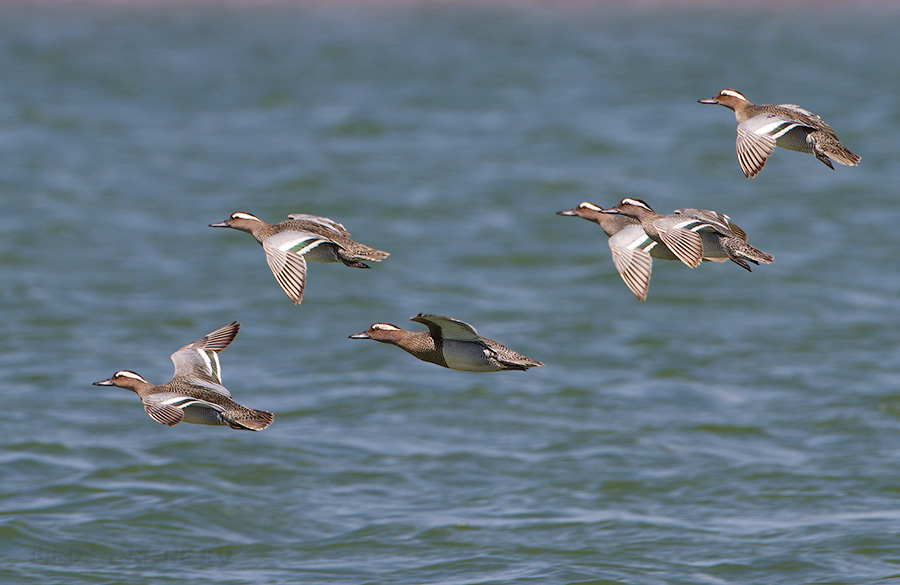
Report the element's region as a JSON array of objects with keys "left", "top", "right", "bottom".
[
  {"left": 777, "top": 104, "right": 834, "bottom": 133},
  {"left": 652, "top": 217, "right": 713, "bottom": 268},
  {"left": 735, "top": 117, "right": 779, "bottom": 178},
  {"left": 262, "top": 230, "right": 336, "bottom": 304},
  {"left": 674, "top": 209, "right": 747, "bottom": 241},
  {"left": 142, "top": 393, "right": 224, "bottom": 427},
  {"left": 170, "top": 322, "right": 239, "bottom": 391},
  {"left": 411, "top": 314, "right": 483, "bottom": 342},
  {"left": 607, "top": 225, "right": 655, "bottom": 301},
  {"left": 286, "top": 214, "right": 350, "bottom": 236}
]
